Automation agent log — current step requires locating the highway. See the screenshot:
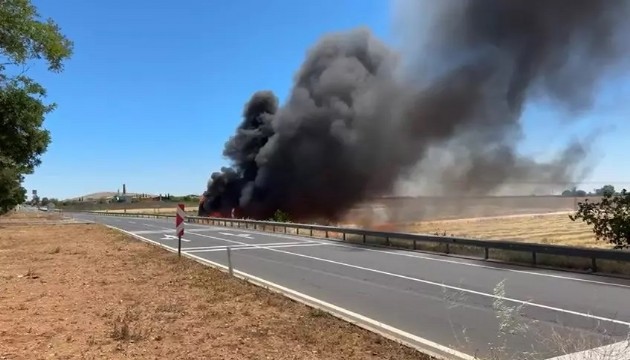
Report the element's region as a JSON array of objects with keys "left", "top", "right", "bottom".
[{"left": 71, "top": 213, "right": 630, "bottom": 359}]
